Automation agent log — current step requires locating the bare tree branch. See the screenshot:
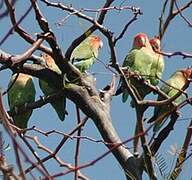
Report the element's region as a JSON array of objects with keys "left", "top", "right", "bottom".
[
  {"left": 159, "top": 0, "right": 192, "bottom": 39},
  {"left": 74, "top": 106, "right": 83, "bottom": 180},
  {"left": 175, "top": 0, "right": 192, "bottom": 27},
  {"left": 0, "top": 1, "right": 32, "bottom": 46},
  {"left": 4, "top": 0, "right": 52, "bottom": 54},
  {"left": 0, "top": 0, "right": 18, "bottom": 19},
  {"left": 0, "top": 92, "right": 49, "bottom": 178},
  {"left": 25, "top": 117, "right": 89, "bottom": 174}
]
